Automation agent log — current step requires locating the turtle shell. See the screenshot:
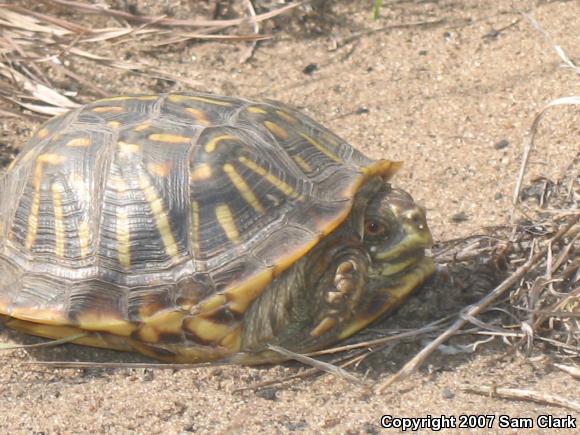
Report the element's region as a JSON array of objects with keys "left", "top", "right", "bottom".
[{"left": 0, "top": 93, "right": 400, "bottom": 361}]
